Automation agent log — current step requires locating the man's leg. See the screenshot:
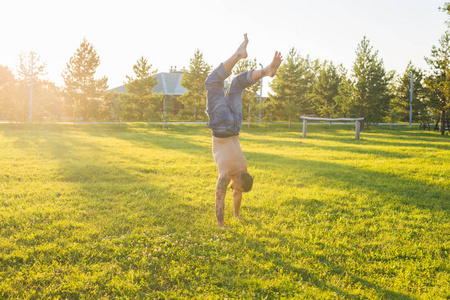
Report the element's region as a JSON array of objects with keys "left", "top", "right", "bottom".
[
  {"left": 223, "top": 50, "right": 284, "bottom": 134},
  {"left": 251, "top": 51, "right": 283, "bottom": 80},
  {"left": 205, "top": 66, "right": 232, "bottom": 121},
  {"left": 205, "top": 35, "right": 249, "bottom": 104},
  {"left": 205, "top": 34, "right": 250, "bottom": 134},
  {"left": 225, "top": 51, "right": 284, "bottom": 112},
  {"left": 205, "top": 34, "right": 250, "bottom": 110},
  {"left": 222, "top": 34, "right": 249, "bottom": 73},
  {"left": 227, "top": 50, "right": 284, "bottom": 97}
]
